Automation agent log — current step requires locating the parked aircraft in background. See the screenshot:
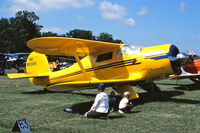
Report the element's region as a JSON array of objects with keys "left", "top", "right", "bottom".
[
  {"left": 8, "top": 37, "right": 183, "bottom": 100},
  {"left": 0, "top": 53, "right": 29, "bottom": 75},
  {"left": 6, "top": 53, "right": 29, "bottom": 72}
]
